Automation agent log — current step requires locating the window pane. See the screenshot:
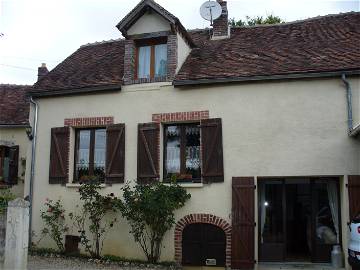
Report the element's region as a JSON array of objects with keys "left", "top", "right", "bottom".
[
  {"left": 165, "top": 126, "right": 180, "bottom": 178},
  {"left": 94, "top": 129, "right": 106, "bottom": 182},
  {"left": 185, "top": 125, "right": 201, "bottom": 180},
  {"left": 314, "top": 181, "right": 339, "bottom": 244},
  {"left": 260, "top": 181, "right": 284, "bottom": 243},
  {"left": 75, "top": 130, "right": 90, "bottom": 181},
  {"left": 138, "top": 46, "right": 151, "bottom": 79},
  {"left": 155, "top": 44, "right": 167, "bottom": 77}
]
